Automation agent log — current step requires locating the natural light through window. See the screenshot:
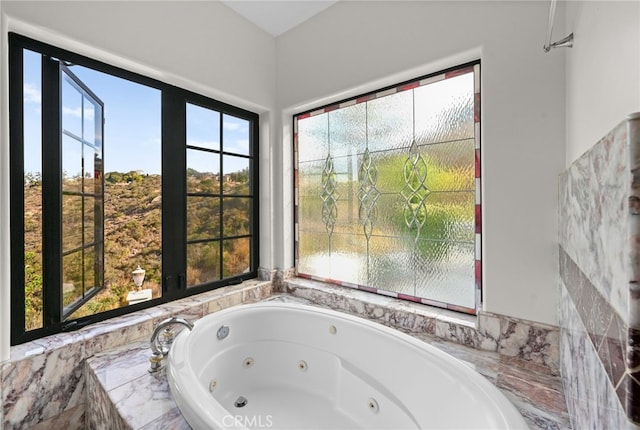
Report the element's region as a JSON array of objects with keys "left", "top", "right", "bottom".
[
  {"left": 294, "top": 63, "right": 481, "bottom": 313},
  {"left": 11, "top": 34, "right": 258, "bottom": 345}
]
